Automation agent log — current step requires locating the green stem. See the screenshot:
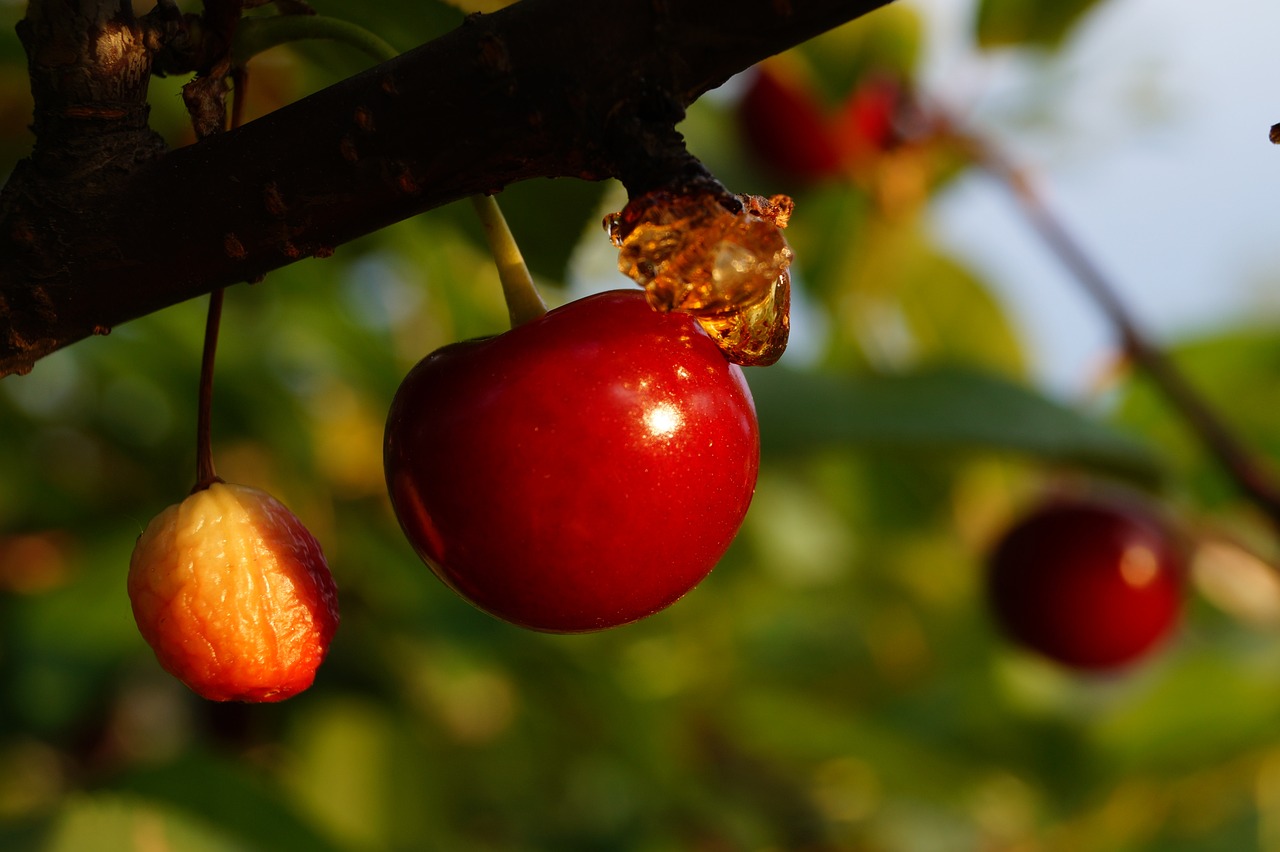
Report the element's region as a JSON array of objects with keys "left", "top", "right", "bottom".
[
  {"left": 233, "top": 15, "right": 399, "bottom": 66},
  {"left": 471, "top": 194, "right": 548, "bottom": 327}
]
